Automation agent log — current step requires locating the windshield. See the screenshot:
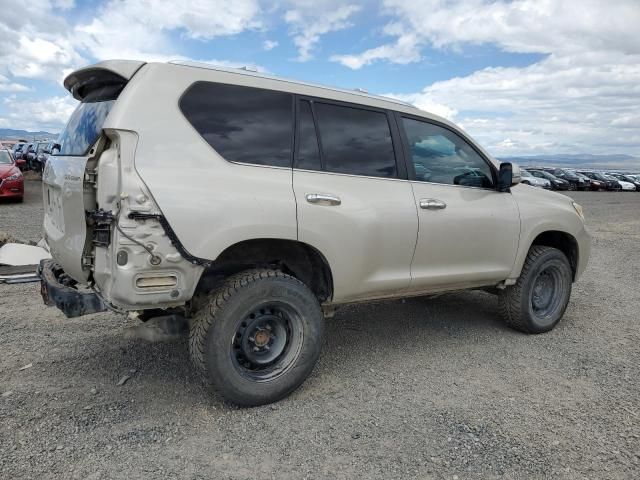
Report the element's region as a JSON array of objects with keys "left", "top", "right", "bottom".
[
  {"left": 520, "top": 169, "right": 532, "bottom": 177},
  {"left": 557, "top": 169, "right": 578, "bottom": 179},
  {"left": 0, "top": 150, "right": 13, "bottom": 164},
  {"left": 56, "top": 84, "right": 122, "bottom": 156},
  {"left": 533, "top": 170, "right": 555, "bottom": 180}
]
